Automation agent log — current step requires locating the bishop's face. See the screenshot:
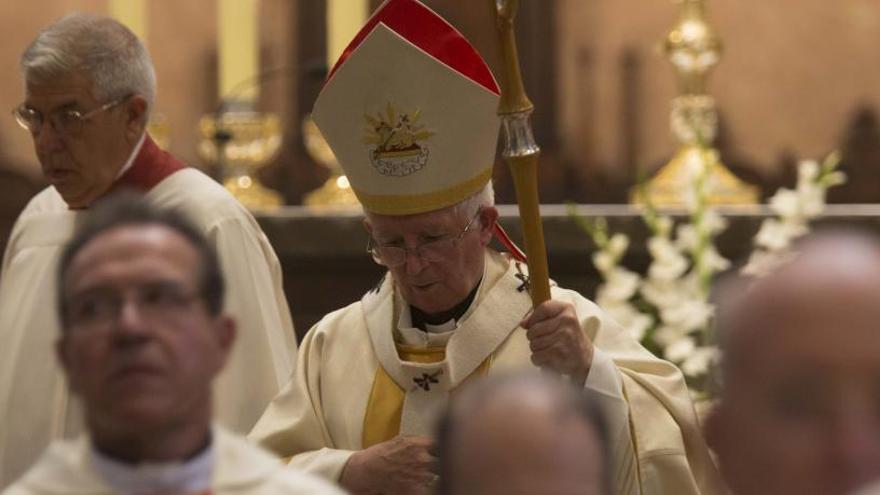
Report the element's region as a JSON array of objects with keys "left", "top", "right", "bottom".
[{"left": 365, "top": 205, "right": 497, "bottom": 315}]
